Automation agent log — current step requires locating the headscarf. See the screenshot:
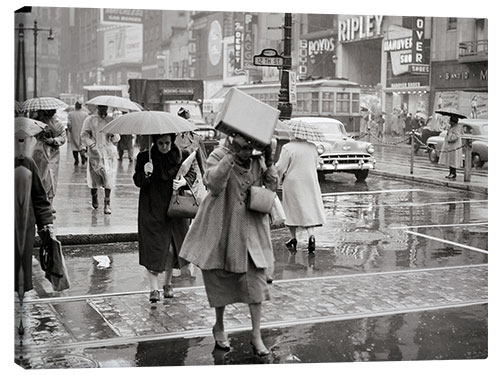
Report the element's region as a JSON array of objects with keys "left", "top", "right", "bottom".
[{"left": 150, "top": 133, "right": 182, "bottom": 181}]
